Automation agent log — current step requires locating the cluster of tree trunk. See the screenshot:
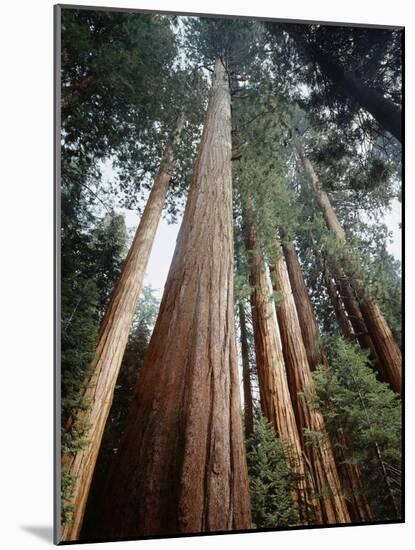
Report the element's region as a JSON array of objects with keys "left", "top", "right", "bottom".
[
  {"left": 61, "top": 115, "right": 185, "bottom": 541},
  {"left": 295, "top": 143, "right": 402, "bottom": 396},
  {"left": 61, "top": 45, "right": 401, "bottom": 541},
  {"left": 244, "top": 213, "right": 319, "bottom": 524},
  {"left": 77, "top": 57, "right": 250, "bottom": 540}
]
